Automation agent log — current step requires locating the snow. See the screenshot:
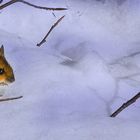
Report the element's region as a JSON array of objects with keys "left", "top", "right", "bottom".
[{"left": 0, "top": 0, "right": 140, "bottom": 139}]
